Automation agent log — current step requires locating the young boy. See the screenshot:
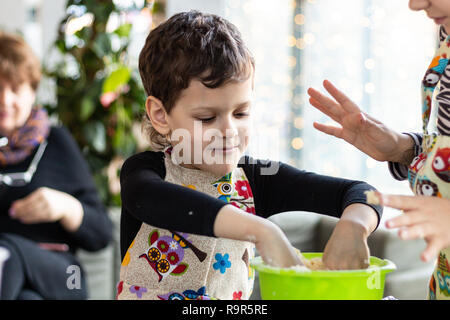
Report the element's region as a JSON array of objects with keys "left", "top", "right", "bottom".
[{"left": 117, "top": 10, "right": 382, "bottom": 300}]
